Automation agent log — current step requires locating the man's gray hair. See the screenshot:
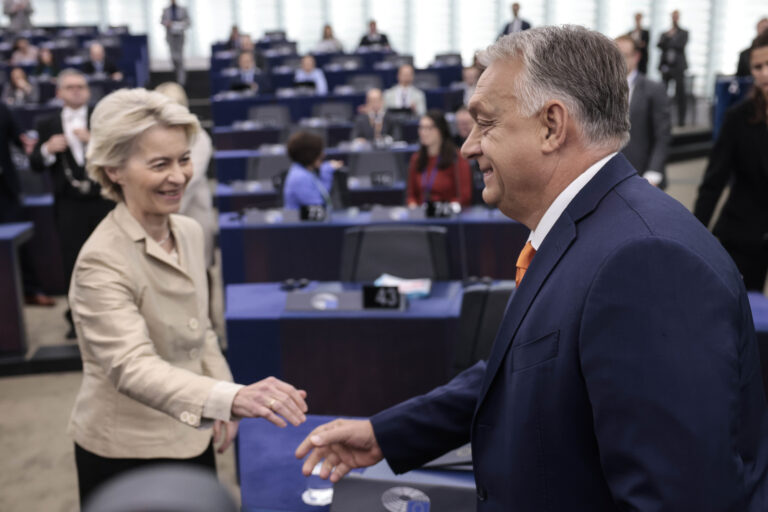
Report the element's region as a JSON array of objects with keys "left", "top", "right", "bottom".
[
  {"left": 56, "top": 68, "right": 87, "bottom": 88},
  {"left": 477, "top": 25, "right": 630, "bottom": 150}
]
